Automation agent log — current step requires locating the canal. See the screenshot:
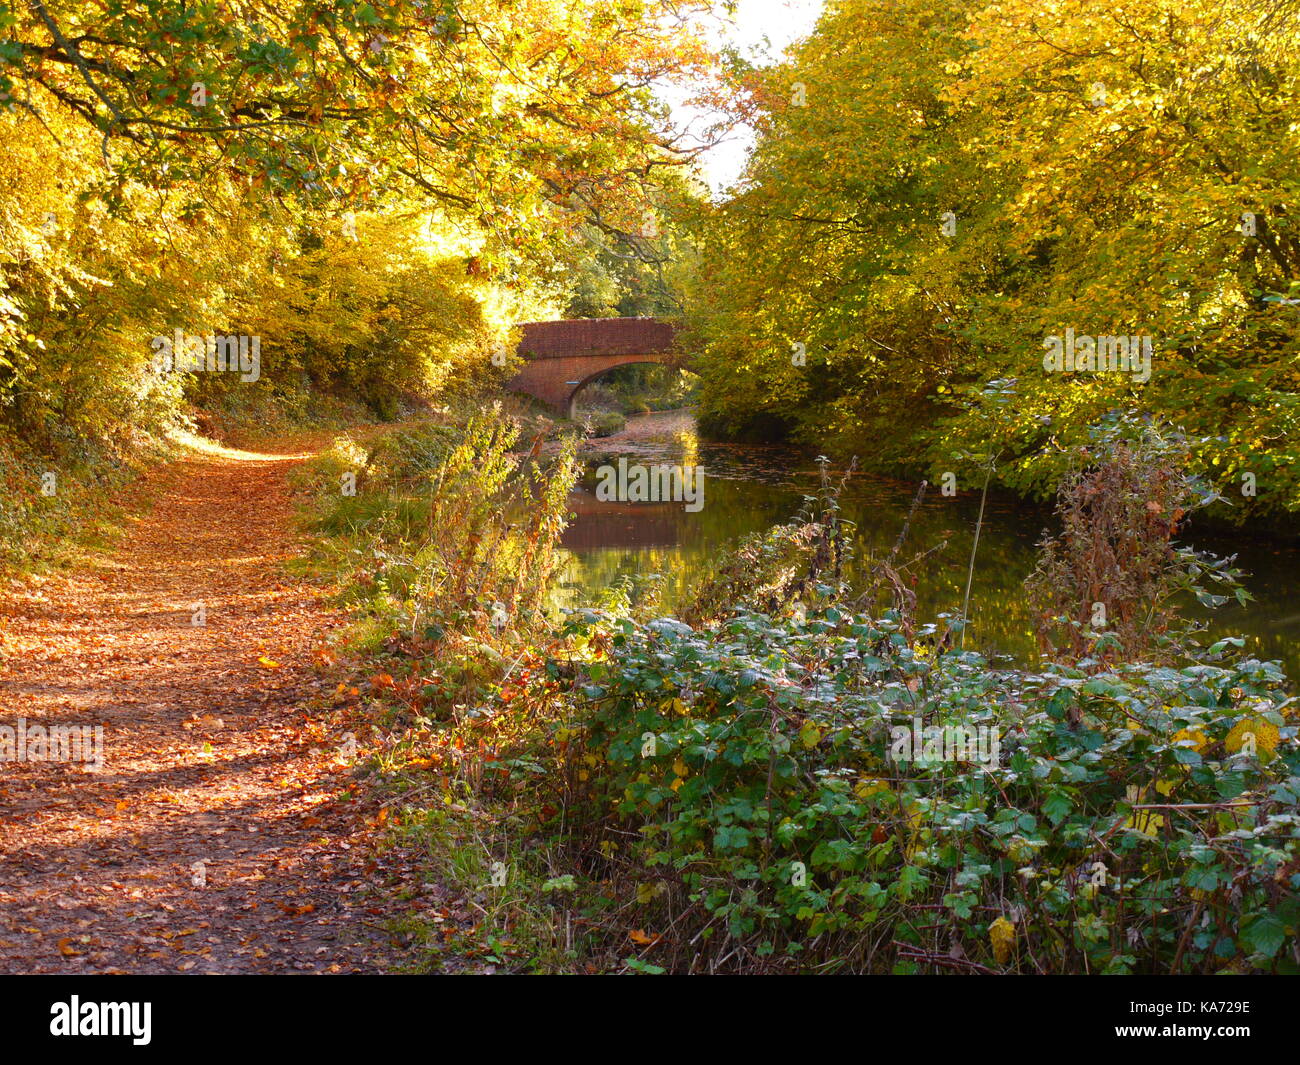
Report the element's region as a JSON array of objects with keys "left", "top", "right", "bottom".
[{"left": 556, "top": 410, "right": 1300, "bottom": 678}]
